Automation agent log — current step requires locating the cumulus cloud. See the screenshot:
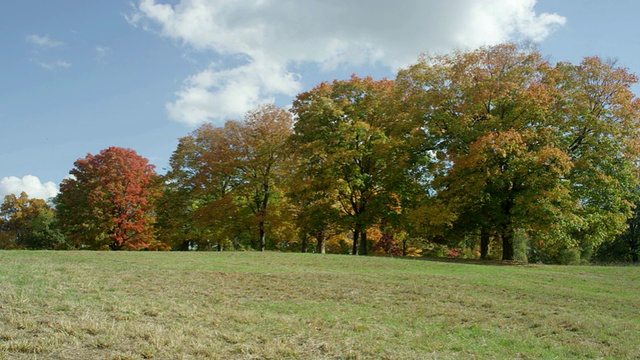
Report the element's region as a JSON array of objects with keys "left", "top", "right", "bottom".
[
  {"left": 167, "top": 59, "right": 302, "bottom": 126},
  {"left": 129, "top": 0, "right": 566, "bottom": 125},
  {"left": 0, "top": 176, "right": 59, "bottom": 201}
]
